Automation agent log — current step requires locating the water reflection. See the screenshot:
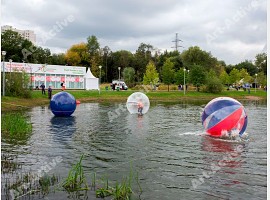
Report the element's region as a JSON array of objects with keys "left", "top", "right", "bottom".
[
  {"left": 50, "top": 116, "right": 77, "bottom": 140},
  {"left": 199, "top": 135, "right": 246, "bottom": 197},
  {"left": 201, "top": 135, "right": 245, "bottom": 167},
  {"left": 201, "top": 135, "right": 240, "bottom": 153},
  {"left": 125, "top": 113, "right": 150, "bottom": 137}
]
